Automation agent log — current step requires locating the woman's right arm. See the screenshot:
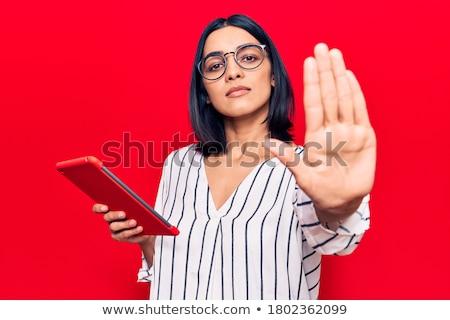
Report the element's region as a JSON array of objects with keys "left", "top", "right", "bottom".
[{"left": 92, "top": 203, "right": 156, "bottom": 266}]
